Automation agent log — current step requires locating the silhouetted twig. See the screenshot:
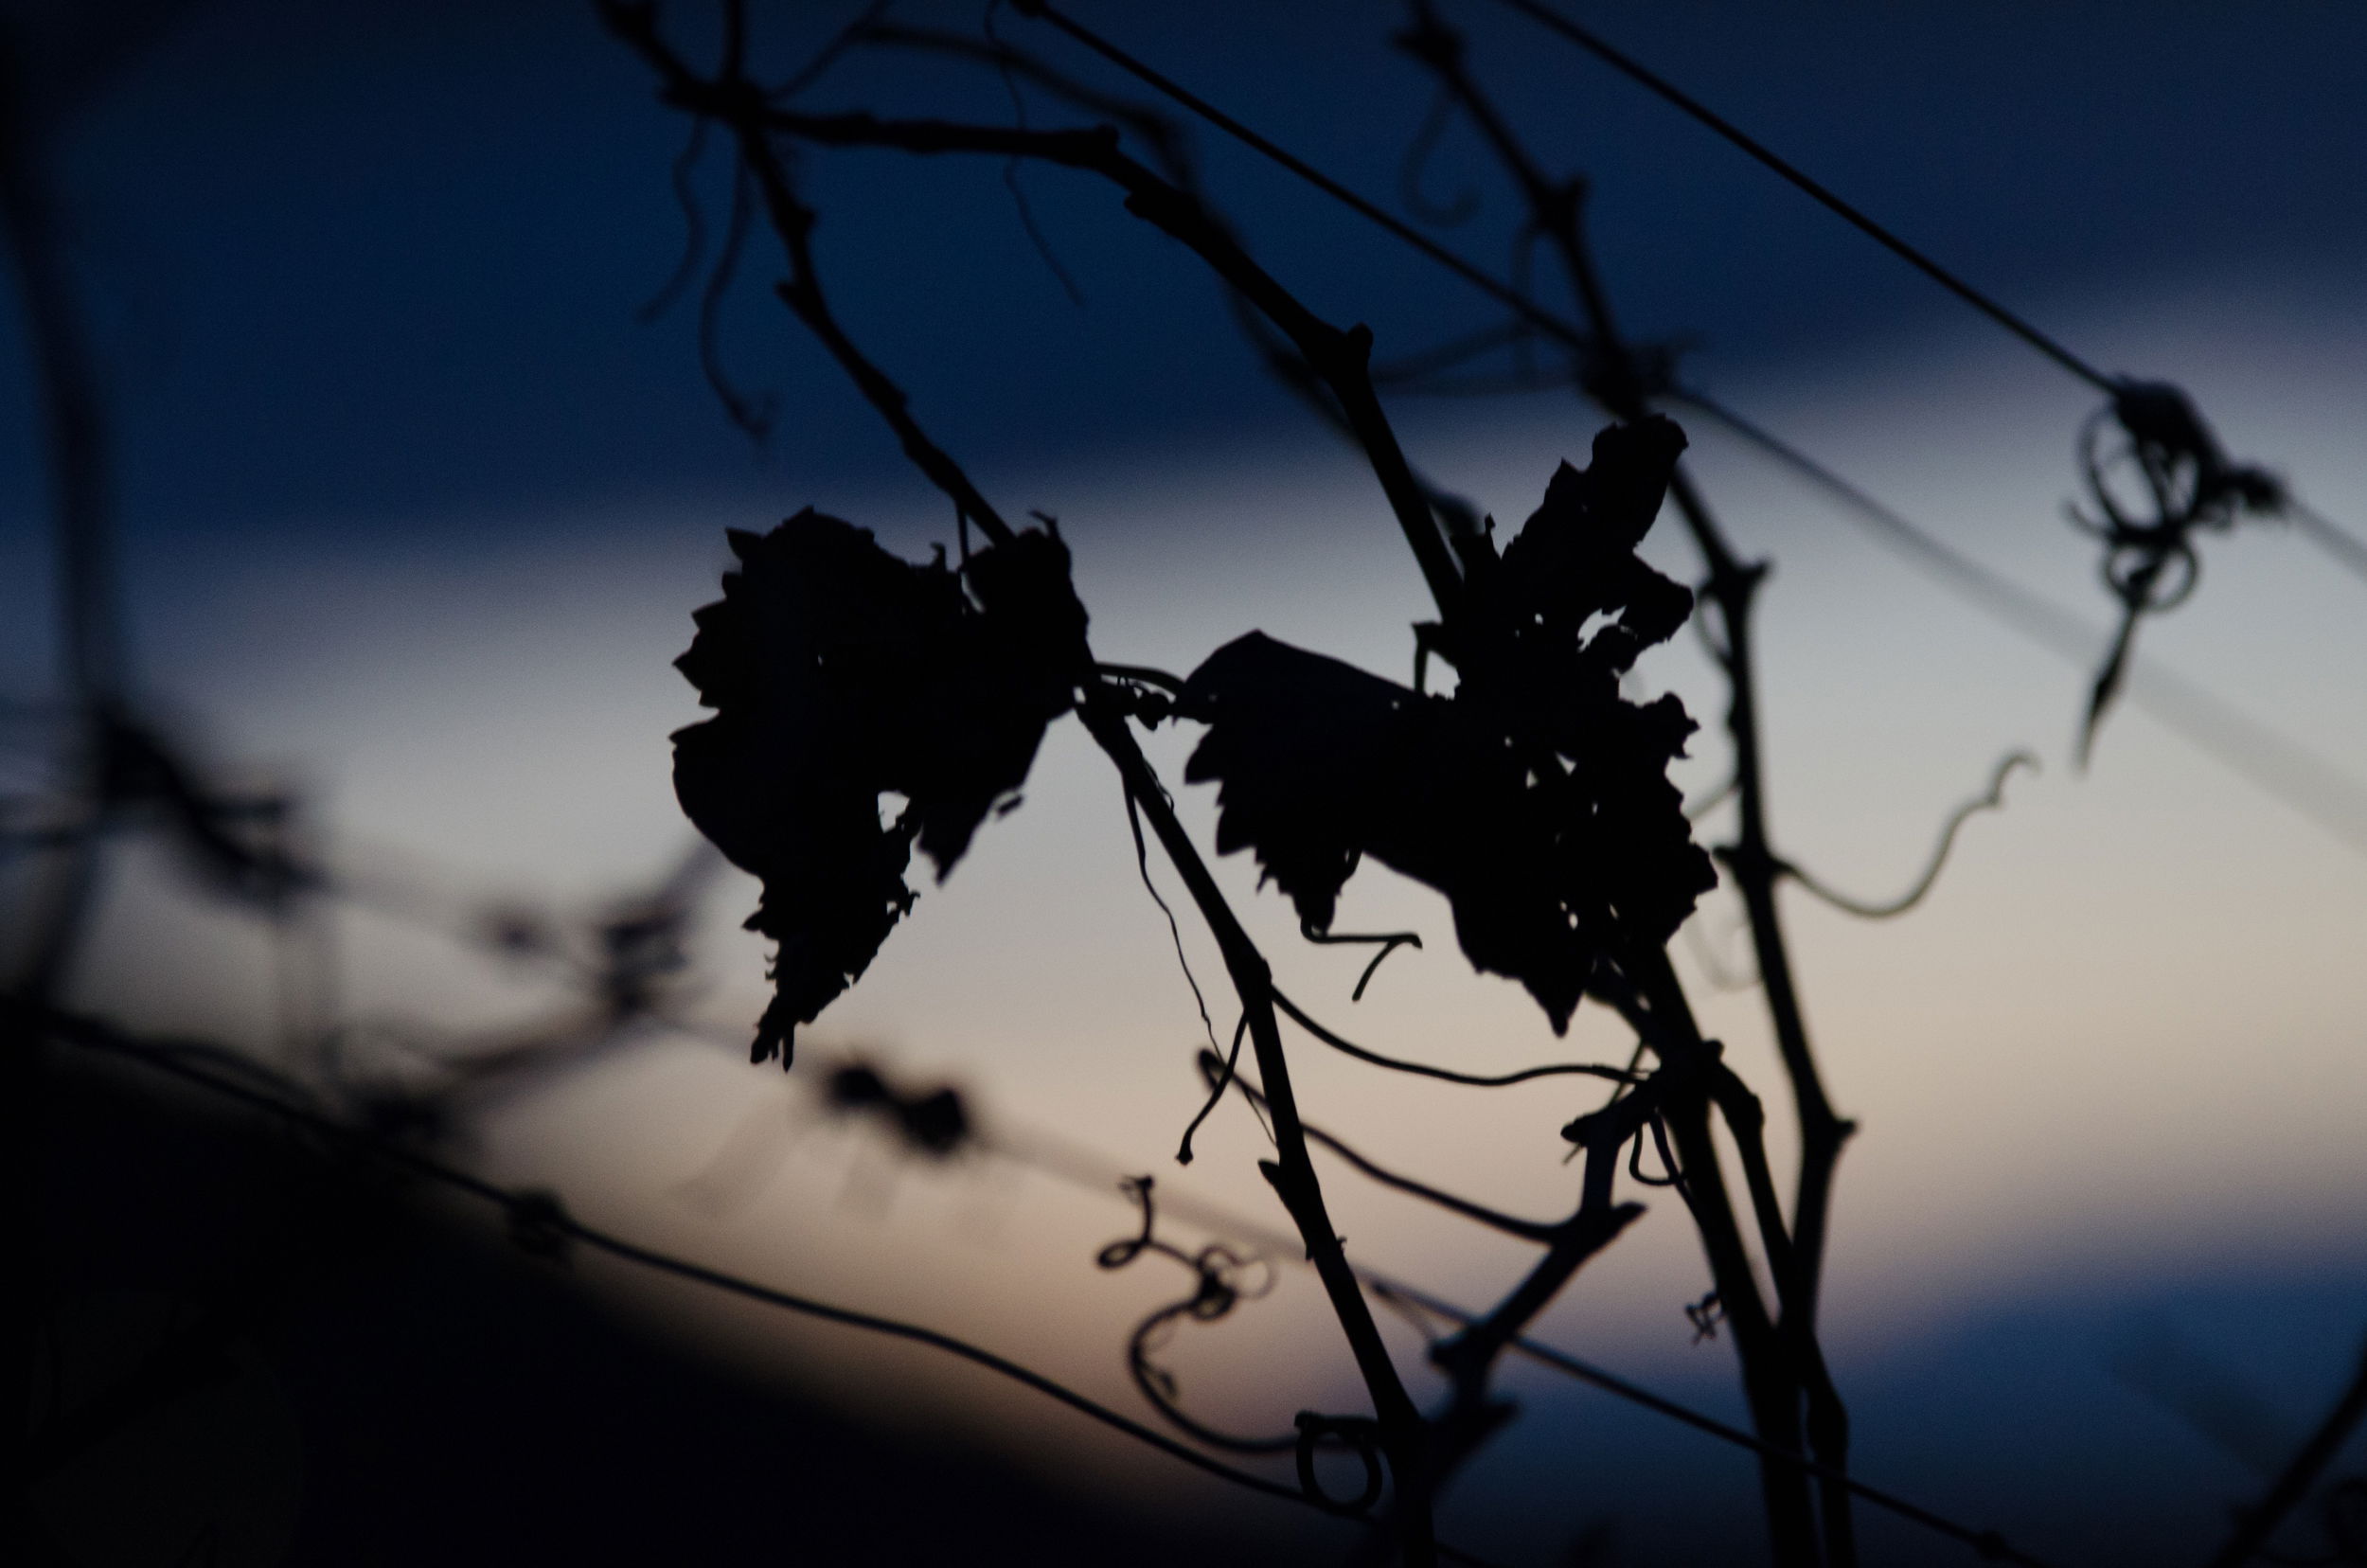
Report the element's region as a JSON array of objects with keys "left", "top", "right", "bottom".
[
  {"left": 2207, "top": 1334, "right": 2367, "bottom": 1568},
  {"left": 604, "top": 10, "right": 1450, "bottom": 1551},
  {"left": 1672, "top": 387, "right": 2367, "bottom": 856},
  {"left": 1474, "top": 0, "right": 2114, "bottom": 393},
  {"left": 39, "top": 985, "right": 2069, "bottom": 1568},
  {"left": 1204, "top": 1052, "right": 1563, "bottom": 1243},
  {"left": 1390, "top": 10, "right": 1852, "bottom": 1557},
  {"left": 1174, "top": 1016, "right": 1249, "bottom": 1166},
  {"left": 594, "top": 11, "right": 2362, "bottom": 1568},
  {"left": 635, "top": 117, "right": 712, "bottom": 322},
  {"left": 1094, "top": 1174, "right": 1298, "bottom": 1454},
  {"left": 14, "top": 997, "right": 1514, "bottom": 1560},
  {"left": 1028, "top": 0, "right": 2354, "bottom": 833},
  {"left": 1011, "top": 0, "right": 1593, "bottom": 360}
]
